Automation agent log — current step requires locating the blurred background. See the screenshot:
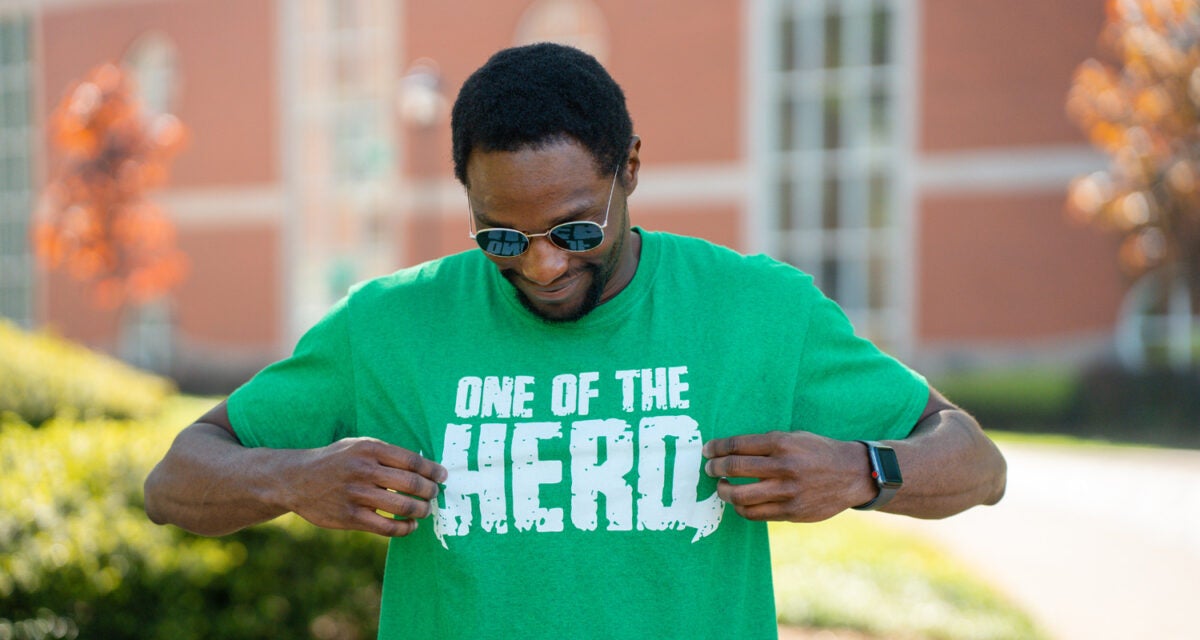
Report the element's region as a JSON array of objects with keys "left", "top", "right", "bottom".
[
  {"left": 2, "top": 1, "right": 1199, "bottom": 639},
  {"left": 1, "top": 0, "right": 1137, "bottom": 394},
  {"left": 8, "top": 0, "right": 1200, "bottom": 435}
]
